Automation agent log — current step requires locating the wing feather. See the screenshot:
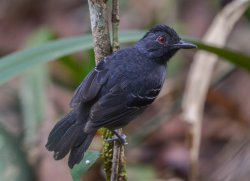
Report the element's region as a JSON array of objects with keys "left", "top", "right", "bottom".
[
  {"left": 70, "top": 61, "right": 109, "bottom": 108},
  {"left": 84, "top": 85, "right": 160, "bottom": 131}
]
